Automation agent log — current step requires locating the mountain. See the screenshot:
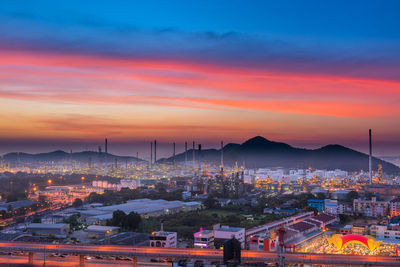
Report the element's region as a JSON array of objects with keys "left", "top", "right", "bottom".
[
  {"left": 381, "top": 156, "right": 400, "bottom": 167},
  {"left": 159, "top": 136, "right": 400, "bottom": 174},
  {"left": 1, "top": 150, "right": 144, "bottom": 165}
]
